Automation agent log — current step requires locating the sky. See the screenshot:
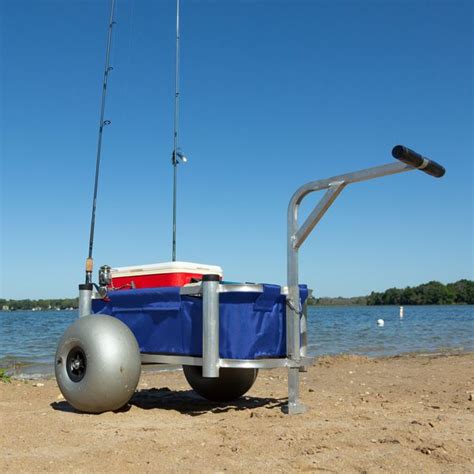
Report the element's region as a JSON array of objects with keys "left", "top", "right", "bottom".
[{"left": 0, "top": 0, "right": 472, "bottom": 299}]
